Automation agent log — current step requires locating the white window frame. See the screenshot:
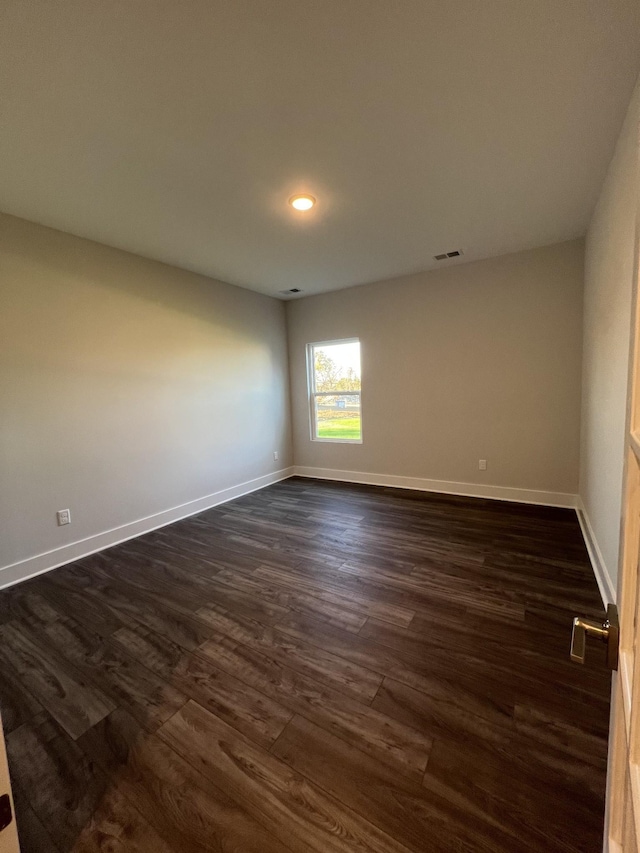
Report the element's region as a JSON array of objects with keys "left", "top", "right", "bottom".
[{"left": 306, "top": 337, "right": 363, "bottom": 444}]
